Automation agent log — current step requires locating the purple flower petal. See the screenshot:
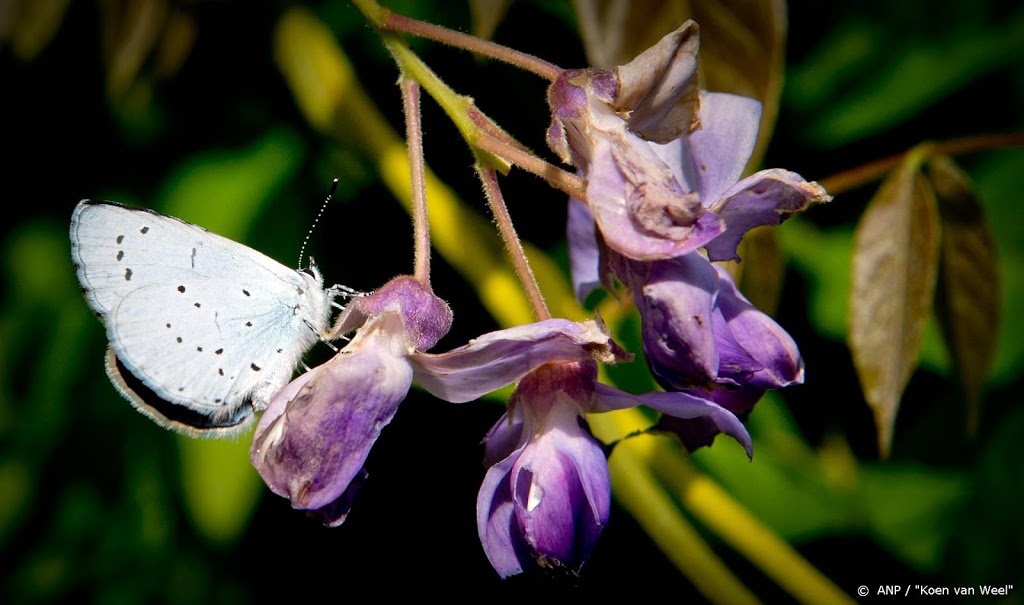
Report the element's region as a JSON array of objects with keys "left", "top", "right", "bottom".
[
  {"left": 567, "top": 197, "right": 602, "bottom": 302},
  {"left": 410, "top": 319, "right": 625, "bottom": 403},
  {"left": 307, "top": 467, "right": 368, "bottom": 528},
  {"left": 686, "top": 91, "right": 762, "bottom": 204},
  {"left": 483, "top": 411, "right": 524, "bottom": 468},
  {"left": 511, "top": 406, "right": 609, "bottom": 571},
  {"left": 626, "top": 253, "right": 721, "bottom": 389},
  {"left": 587, "top": 132, "right": 723, "bottom": 261},
  {"left": 250, "top": 329, "right": 414, "bottom": 513},
  {"left": 705, "top": 169, "right": 831, "bottom": 262},
  {"left": 594, "top": 383, "right": 752, "bottom": 457},
  {"left": 478, "top": 401, "right": 610, "bottom": 577},
  {"left": 711, "top": 265, "right": 804, "bottom": 388},
  {"left": 331, "top": 276, "right": 452, "bottom": 350},
  {"left": 477, "top": 440, "right": 532, "bottom": 578}
]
